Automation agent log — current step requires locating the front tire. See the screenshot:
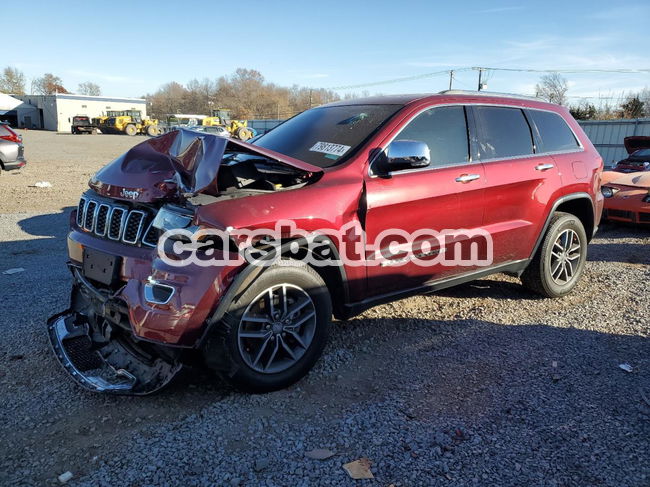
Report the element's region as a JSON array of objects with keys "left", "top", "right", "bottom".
[
  {"left": 521, "top": 212, "right": 587, "bottom": 298},
  {"left": 203, "top": 261, "right": 331, "bottom": 392}
]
